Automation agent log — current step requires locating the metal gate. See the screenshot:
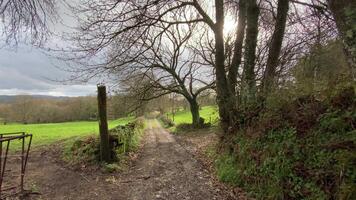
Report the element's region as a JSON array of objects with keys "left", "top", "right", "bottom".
[{"left": 0, "top": 132, "right": 32, "bottom": 199}]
